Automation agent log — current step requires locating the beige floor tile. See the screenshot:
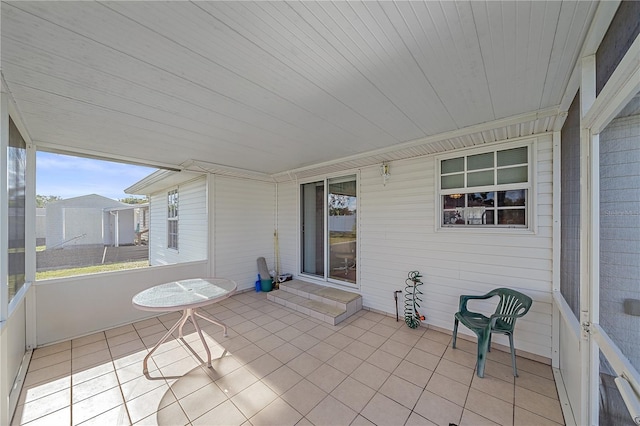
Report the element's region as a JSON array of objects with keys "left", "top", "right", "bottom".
[
  {"left": 245, "top": 353, "right": 282, "bottom": 379},
  {"left": 72, "top": 386, "right": 124, "bottom": 425},
  {"left": 179, "top": 382, "right": 228, "bottom": 421},
  {"left": 242, "top": 327, "right": 271, "bottom": 343},
  {"left": 514, "top": 370, "right": 558, "bottom": 399},
  {"left": 405, "top": 347, "right": 441, "bottom": 371},
  {"left": 287, "top": 352, "right": 323, "bottom": 377},
  {"left": 115, "top": 359, "right": 157, "bottom": 384},
  {"left": 379, "top": 339, "right": 413, "bottom": 358},
  {"left": 72, "top": 361, "right": 115, "bottom": 385},
  {"left": 370, "top": 323, "right": 400, "bottom": 339},
  {"left": 435, "top": 358, "right": 475, "bottom": 386},
  {"left": 361, "top": 392, "right": 411, "bottom": 426},
  {"left": 104, "top": 324, "right": 136, "bottom": 339},
  {"left": 423, "top": 328, "right": 453, "bottom": 345},
  {"left": 215, "top": 367, "right": 259, "bottom": 397},
  {"left": 24, "top": 360, "right": 71, "bottom": 388},
  {"left": 344, "top": 340, "right": 377, "bottom": 360},
  {"left": 515, "top": 386, "right": 564, "bottom": 424},
  {"left": 192, "top": 400, "right": 246, "bottom": 426},
  {"left": 120, "top": 373, "right": 167, "bottom": 402},
  {"left": 135, "top": 401, "right": 189, "bottom": 426},
  {"left": 350, "top": 414, "right": 376, "bottom": 426},
  {"left": 71, "top": 350, "right": 112, "bottom": 373},
  {"left": 107, "top": 330, "right": 141, "bottom": 348},
  {"left": 133, "top": 317, "right": 163, "bottom": 331},
  {"left": 405, "top": 411, "right": 437, "bottom": 426},
  {"left": 281, "top": 379, "right": 327, "bottom": 415},
  {"left": 168, "top": 365, "right": 216, "bottom": 400},
  {"left": 249, "top": 397, "right": 302, "bottom": 426},
  {"left": 326, "top": 350, "right": 362, "bottom": 375},
  {"left": 324, "top": 332, "right": 353, "bottom": 349},
  {"left": 12, "top": 388, "right": 70, "bottom": 425},
  {"left": 290, "top": 333, "right": 321, "bottom": 351},
  {"left": 307, "top": 395, "right": 358, "bottom": 425},
  {"left": 306, "top": 363, "right": 347, "bottom": 393},
  {"left": 231, "top": 344, "right": 266, "bottom": 366},
  {"left": 485, "top": 359, "right": 516, "bottom": 384},
  {"left": 207, "top": 354, "right": 242, "bottom": 380},
  {"left": 351, "top": 362, "right": 391, "bottom": 390},
  {"left": 262, "top": 365, "right": 303, "bottom": 395},
  {"left": 426, "top": 373, "right": 470, "bottom": 407},
  {"left": 414, "top": 336, "right": 448, "bottom": 357},
  {"left": 366, "top": 349, "right": 403, "bottom": 373},
  {"left": 471, "top": 373, "right": 515, "bottom": 404},
  {"left": 158, "top": 356, "right": 200, "bottom": 378},
  {"left": 291, "top": 318, "right": 318, "bottom": 332},
  {"left": 32, "top": 341, "right": 71, "bottom": 360},
  {"left": 306, "top": 341, "right": 340, "bottom": 362},
  {"left": 28, "top": 349, "right": 71, "bottom": 372},
  {"left": 18, "top": 376, "right": 70, "bottom": 406},
  {"left": 80, "top": 404, "right": 129, "bottom": 426},
  {"left": 465, "top": 388, "right": 514, "bottom": 426},
  {"left": 414, "top": 390, "right": 463, "bottom": 426},
  {"left": 231, "top": 380, "right": 278, "bottom": 418},
  {"left": 393, "top": 359, "right": 433, "bottom": 388},
  {"left": 460, "top": 409, "right": 501, "bottom": 426},
  {"left": 350, "top": 317, "right": 379, "bottom": 331},
  {"left": 255, "top": 334, "right": 286, "bottom": 352},
  {"left": 516, "top": 358, "right": 554, "bottom": 380},
  {"left": 514, "top": 406, "right": 564, "bottom": 426},
  {"left": 72, "top": 371, "right": 120, "bottom": 403},
  {"left": 330, "top": 376, "right": 376, "bottom": 413},
  {"left": 306, "top": 324, "right": 335, "bottom": 340},
  {"left": 452, "top": 336, "right": 479, "bottom": 354},
  {"left": 389, "top": 330, "right": 423, "bottom": 346},
  {"left": 72, "top": 340, "right": 109, "bottom": 359},
  {"left": 443, "top": 346, "right": 478, "bottom": 369},
  {"left": 109, "top": 339, "right": 147, "bottom": 360},
  {"left": 13, "top": 406, "right": 70, "bottom": 426},
  {"left": 261, "top": 319, "right": 289, "bottom": 334},
  {"left": 357, "top": 330, "right": 387, "bottom": 348},
  {"left": 379, "top": 374, "right": 423, "bottom": 409},
  {"left": 72, "top": 333, "right": 105, "bottom": 349},
  {"left": 269, "top": 342, "right": 303, "bottom": 364},
  {"left": 339, "top": 324, "right": 367, "bottom": 339}
]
